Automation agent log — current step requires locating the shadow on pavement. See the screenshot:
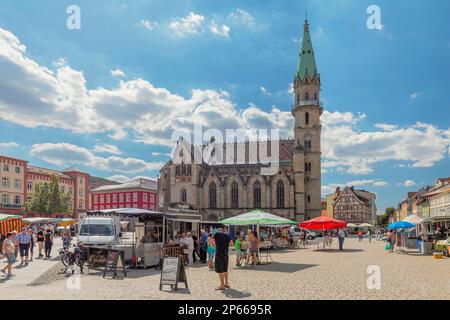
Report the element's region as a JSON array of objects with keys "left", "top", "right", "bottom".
[
  {"left": 222, "top": 288, "right": 251, "bottom": 299},
  {"left": 237, "top": 262, "right": 317, "bottom": 273},
  {"left": 313, "top": 249, "right": 363, "bottom": 253}
]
